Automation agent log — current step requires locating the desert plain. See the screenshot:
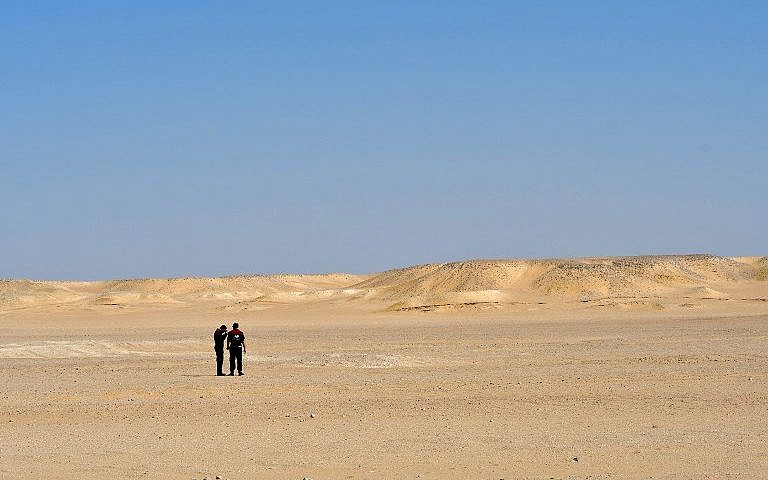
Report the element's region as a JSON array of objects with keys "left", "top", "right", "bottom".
[{"left": 1, "top": 254, "right": 767, "bottom": 479}]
